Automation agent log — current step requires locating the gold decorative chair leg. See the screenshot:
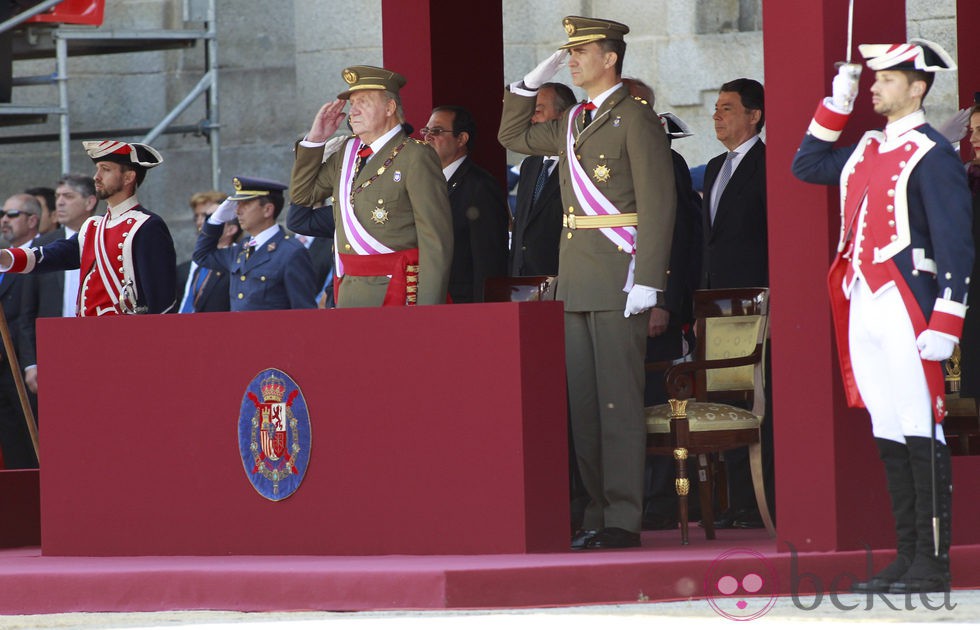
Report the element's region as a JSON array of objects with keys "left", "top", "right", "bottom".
[{"left": 668, "top": 399, "right": 690, "bottom": 545}]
